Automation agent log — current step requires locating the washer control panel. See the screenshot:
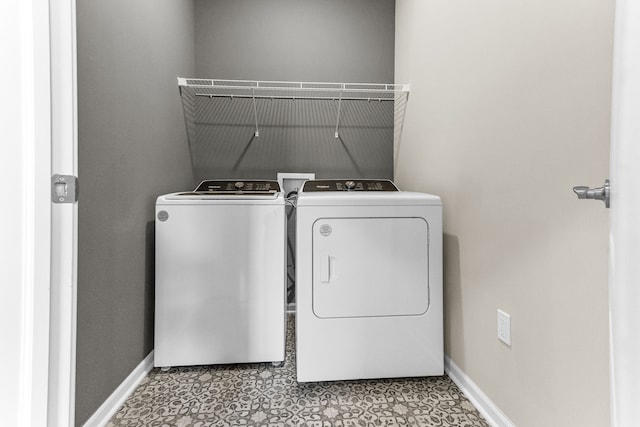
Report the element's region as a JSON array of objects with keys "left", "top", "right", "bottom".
[
  {"left": 193, "top": 180, "right": 280, "bottom": 194},
  {"left": 302, "top": 179, "right": 399, "bottom": 192}
]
